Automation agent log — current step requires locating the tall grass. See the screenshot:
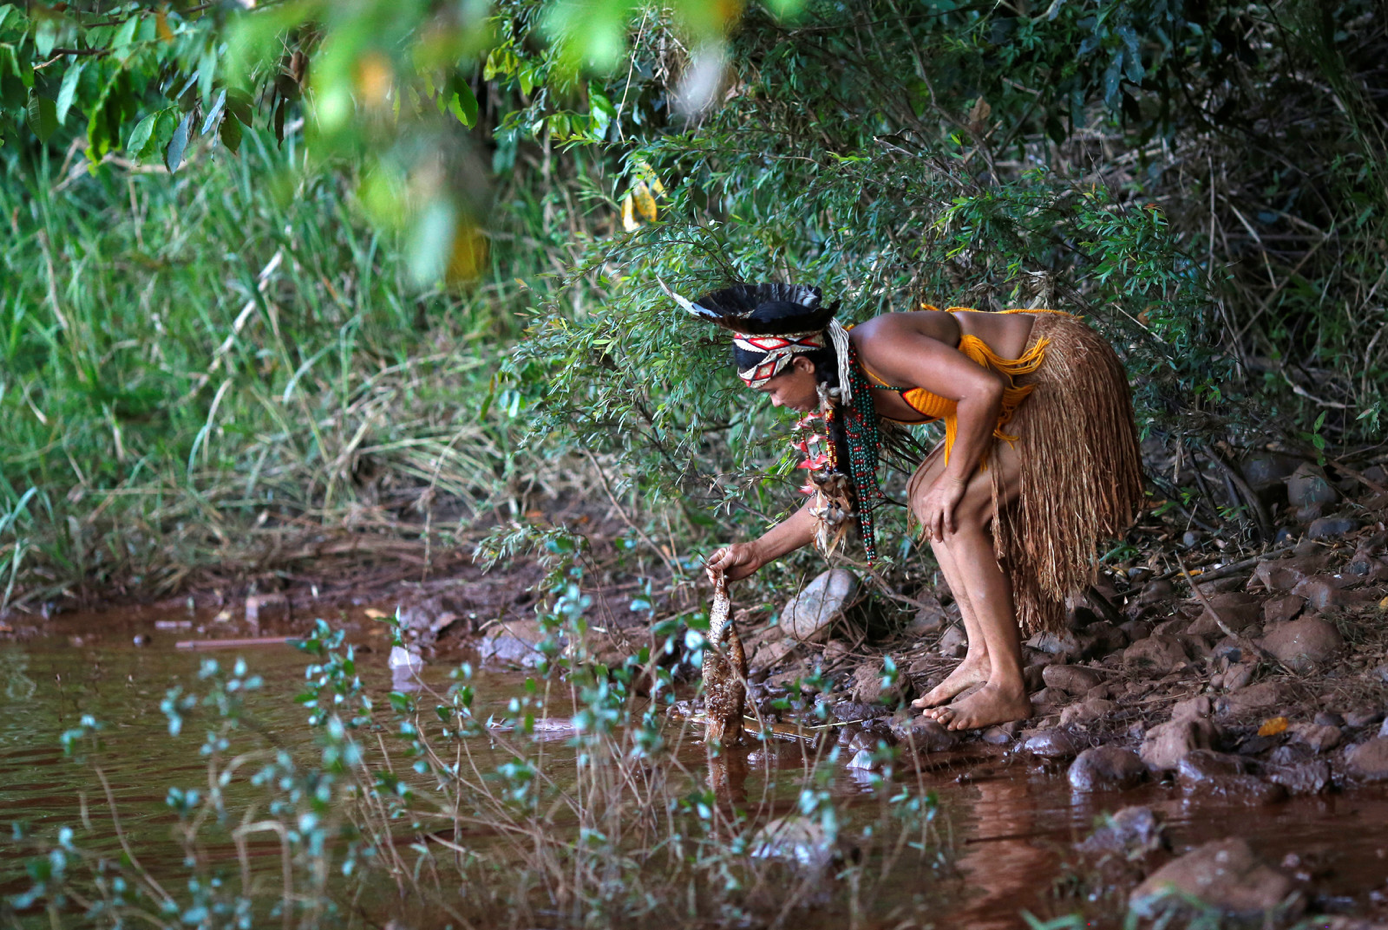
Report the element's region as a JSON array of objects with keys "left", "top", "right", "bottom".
[{"left": 0, "top": 134, "right": 542, "bottom": 611}]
